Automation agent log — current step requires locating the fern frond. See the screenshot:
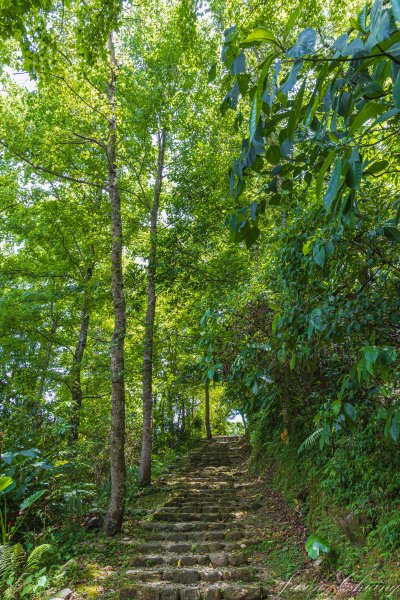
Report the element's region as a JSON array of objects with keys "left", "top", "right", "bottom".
[
  {"left": 12, "top": 543, "right": 26, "bottom": 570},
  {"left": 297, "top": 428, "right": 323, "bottom": 455},
  {"left": 0, "top": 544, "right": 13, "bottom": 579},
  {"left": 25, "top": 544, "right": 53, "bottom": 573}
]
